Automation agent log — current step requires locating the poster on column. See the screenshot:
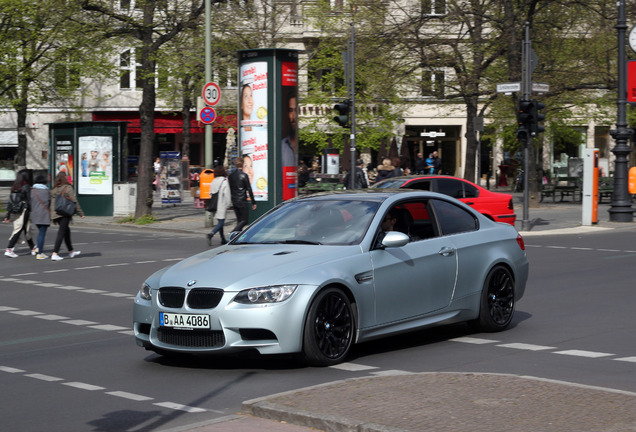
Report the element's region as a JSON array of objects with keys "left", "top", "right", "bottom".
[
  {"left": 239, "top": 61, "right": 268, "bottom": 201},
  {"left": 281, "top": 61, "right": 298, "bottom": 201},
  {"left": 78, "top": 136, "right": 113, "bottom": 195}
]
